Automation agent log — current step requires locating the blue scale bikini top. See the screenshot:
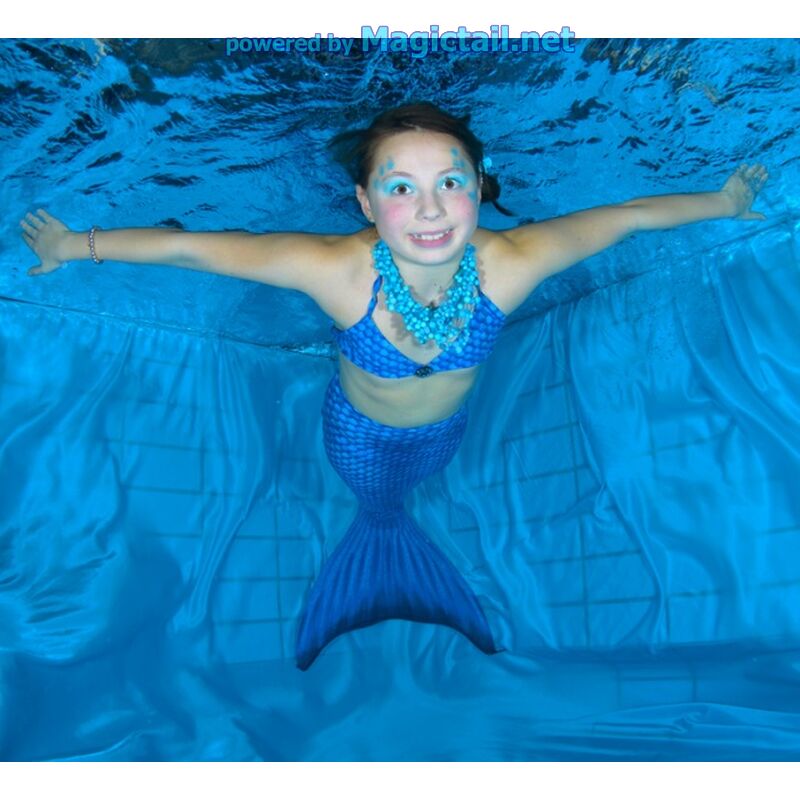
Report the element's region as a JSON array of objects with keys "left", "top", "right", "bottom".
[{"left": 331, "top": 272, "right": 507, "bottom": 378}]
